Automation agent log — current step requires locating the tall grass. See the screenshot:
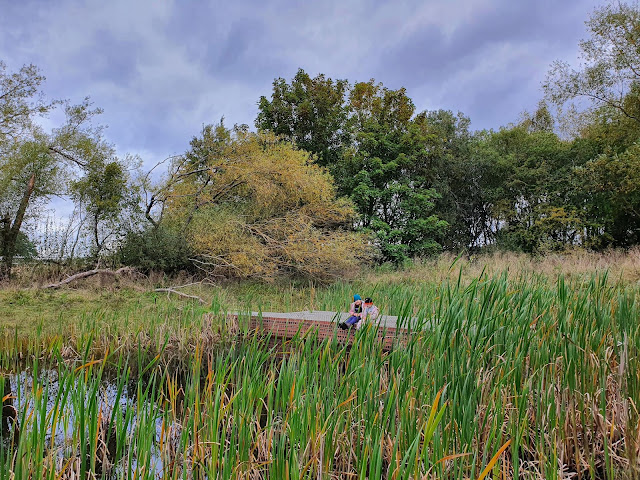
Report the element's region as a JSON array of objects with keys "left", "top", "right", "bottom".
[{"left": 0, "top": 268, "right": 638, "bottom": 478}]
